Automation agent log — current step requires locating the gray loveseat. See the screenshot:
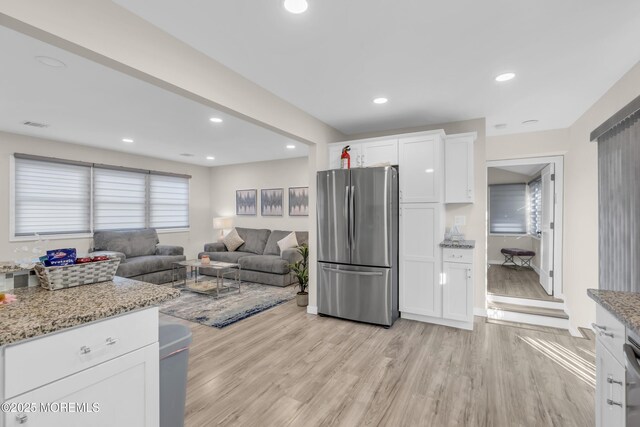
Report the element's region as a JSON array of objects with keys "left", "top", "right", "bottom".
[
  {"left": 90, "top": 228, "right": 186, "bottom": 284},
  {"left": 199, "top": 228, "right": 308, "bottom": 287}
]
